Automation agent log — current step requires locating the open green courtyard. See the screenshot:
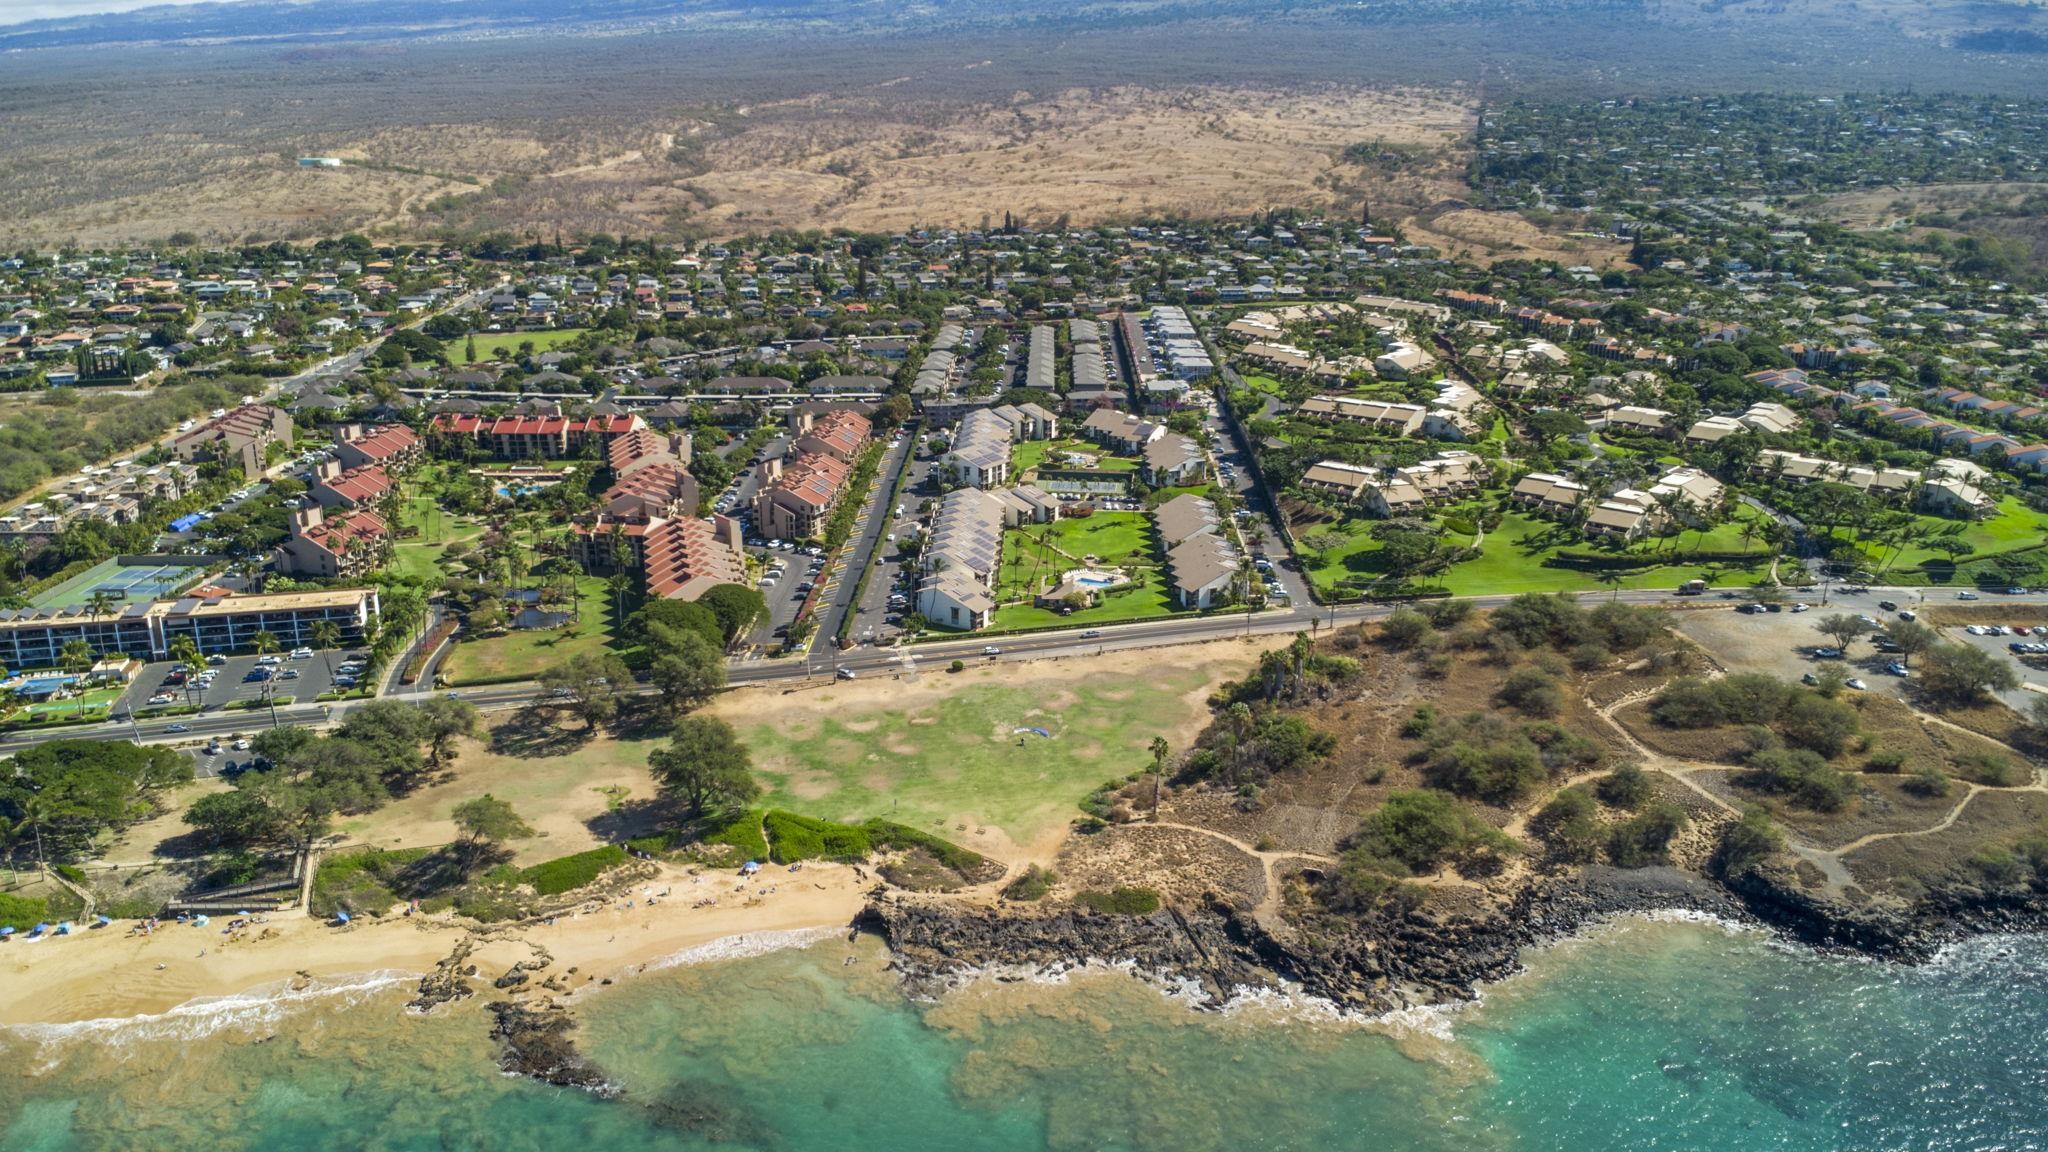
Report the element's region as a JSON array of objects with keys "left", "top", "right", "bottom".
[
  {"left": 439, "top": 574, "right": 624, "bottom": 686},
  {"left": 445, "top": 328, "right": 589, "bottom": 365},
  {"left": 1012, "top": 437, "right": 1138, "bottom": 475}
]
